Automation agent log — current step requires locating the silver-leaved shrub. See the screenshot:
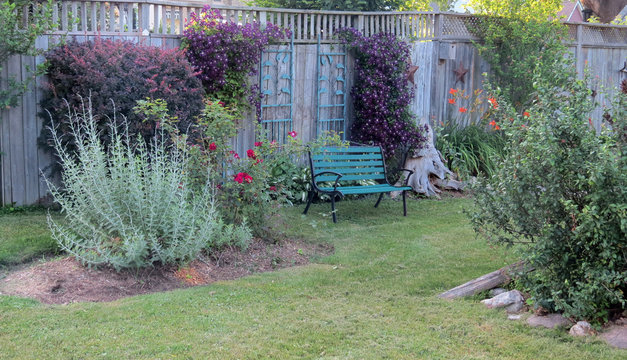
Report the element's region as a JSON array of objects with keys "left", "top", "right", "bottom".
[{"left": 45, "top": 100, "right": 246, "bottom": 270}]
